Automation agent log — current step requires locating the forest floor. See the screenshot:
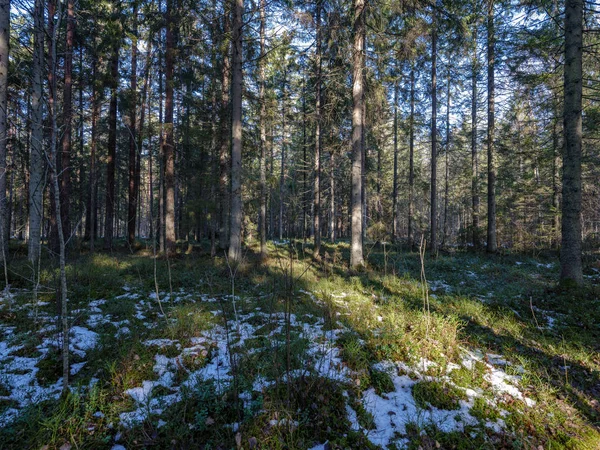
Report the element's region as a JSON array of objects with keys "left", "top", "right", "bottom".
[{"left": 0, "top": 240, "right": 599, "bottom": 449}]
